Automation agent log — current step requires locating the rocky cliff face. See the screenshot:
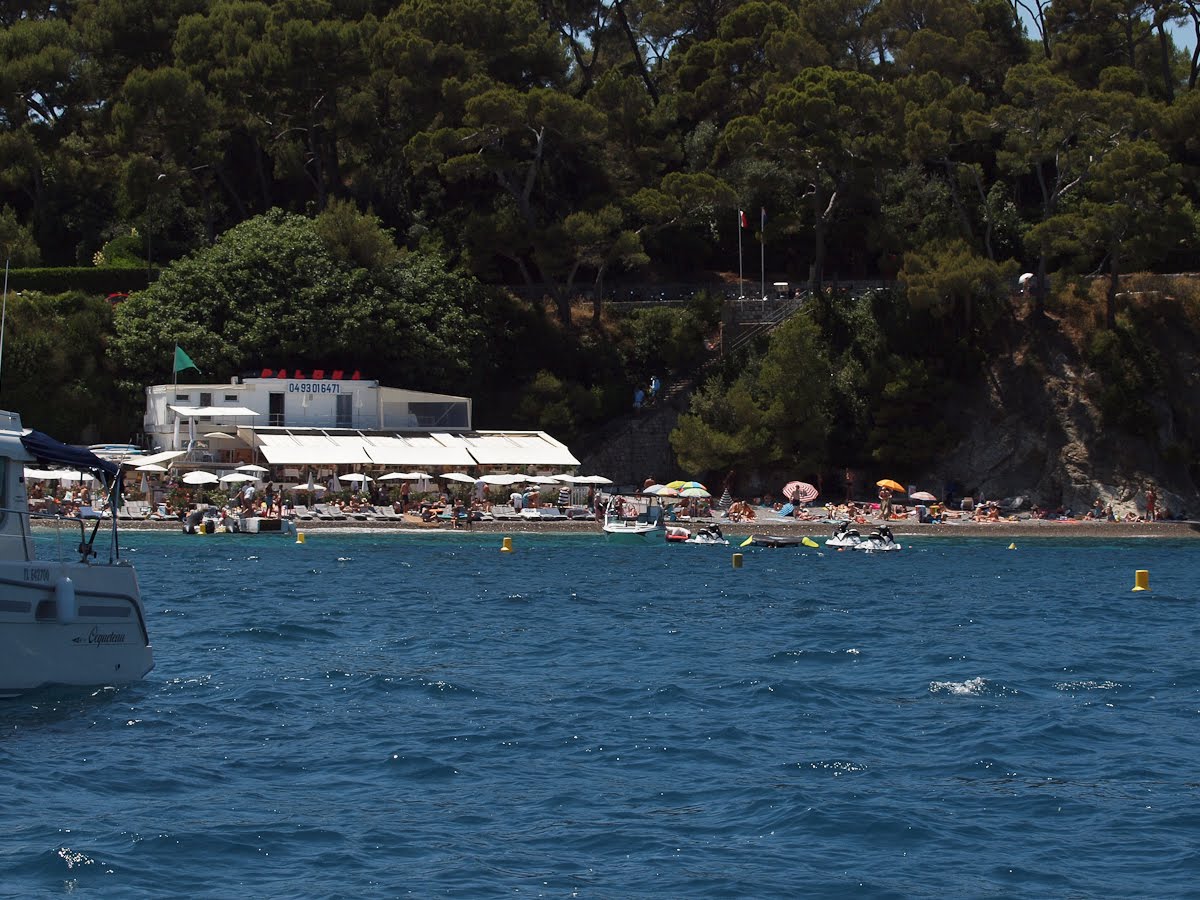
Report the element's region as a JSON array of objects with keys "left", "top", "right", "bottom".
[{"left": 932, "top": 292, "right": 1200, "bottom": 519}]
